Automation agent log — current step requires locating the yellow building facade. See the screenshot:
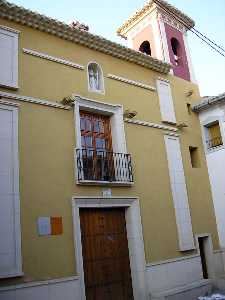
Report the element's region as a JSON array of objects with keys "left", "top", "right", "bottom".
[{"left": 0, "top": 1, "right": 224, "bottom": 299}]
